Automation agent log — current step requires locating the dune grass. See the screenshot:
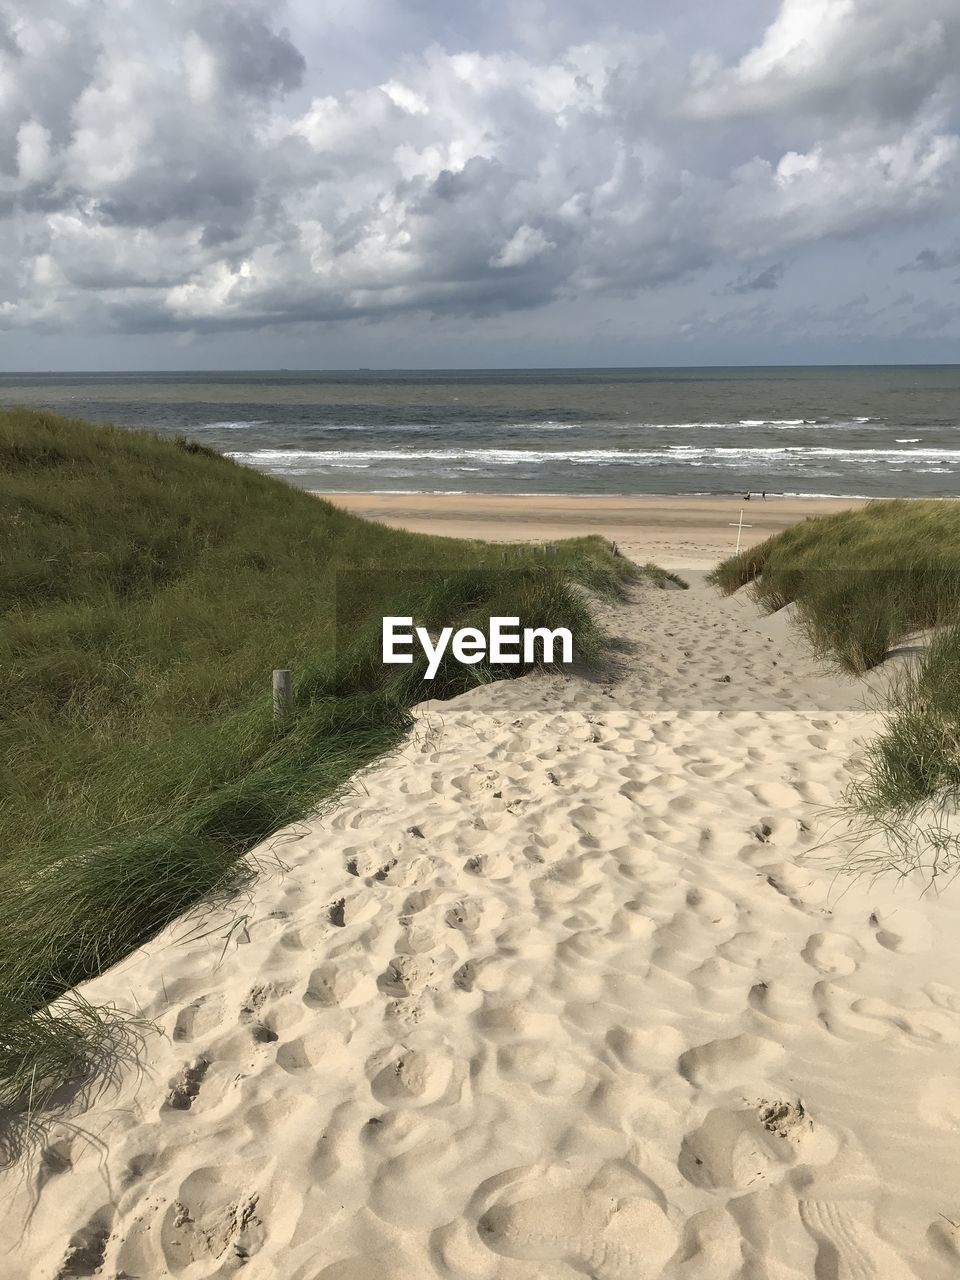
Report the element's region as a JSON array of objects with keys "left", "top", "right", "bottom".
[
  {"left": 0, "top": 408, "right": 637, "bottom": 1113},
  {"left": 708, "top": 500, "right": 960, "bottom": 674},
  {"left": 849, "top": 623, "right": 960, "bottom": 819},
  {"left": 638, "top": 562, "right": 689, "bottom": 590},
  {"left": 709, "top": 499, "right": 960, "bottom": 882},
  {"left": 839, "top": 622, "right": 960, "bottom": 886}
]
